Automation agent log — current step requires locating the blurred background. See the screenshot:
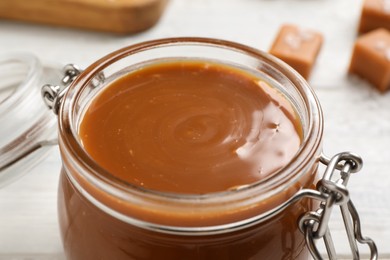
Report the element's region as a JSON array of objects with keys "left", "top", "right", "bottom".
[{"left": 0, "top": 0, "right": 389, "bottom": 259}]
